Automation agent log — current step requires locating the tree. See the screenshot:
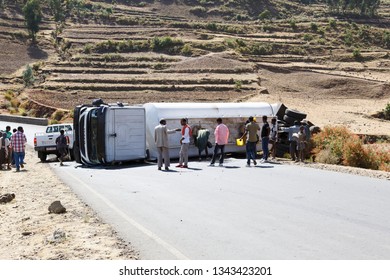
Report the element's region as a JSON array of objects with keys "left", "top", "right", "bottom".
[
  {"left": 23, "top": 0, "right": 42, "bottom": 42},
  {"left": 48, "top": 0, "right": 65, "bottom": 22}
]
